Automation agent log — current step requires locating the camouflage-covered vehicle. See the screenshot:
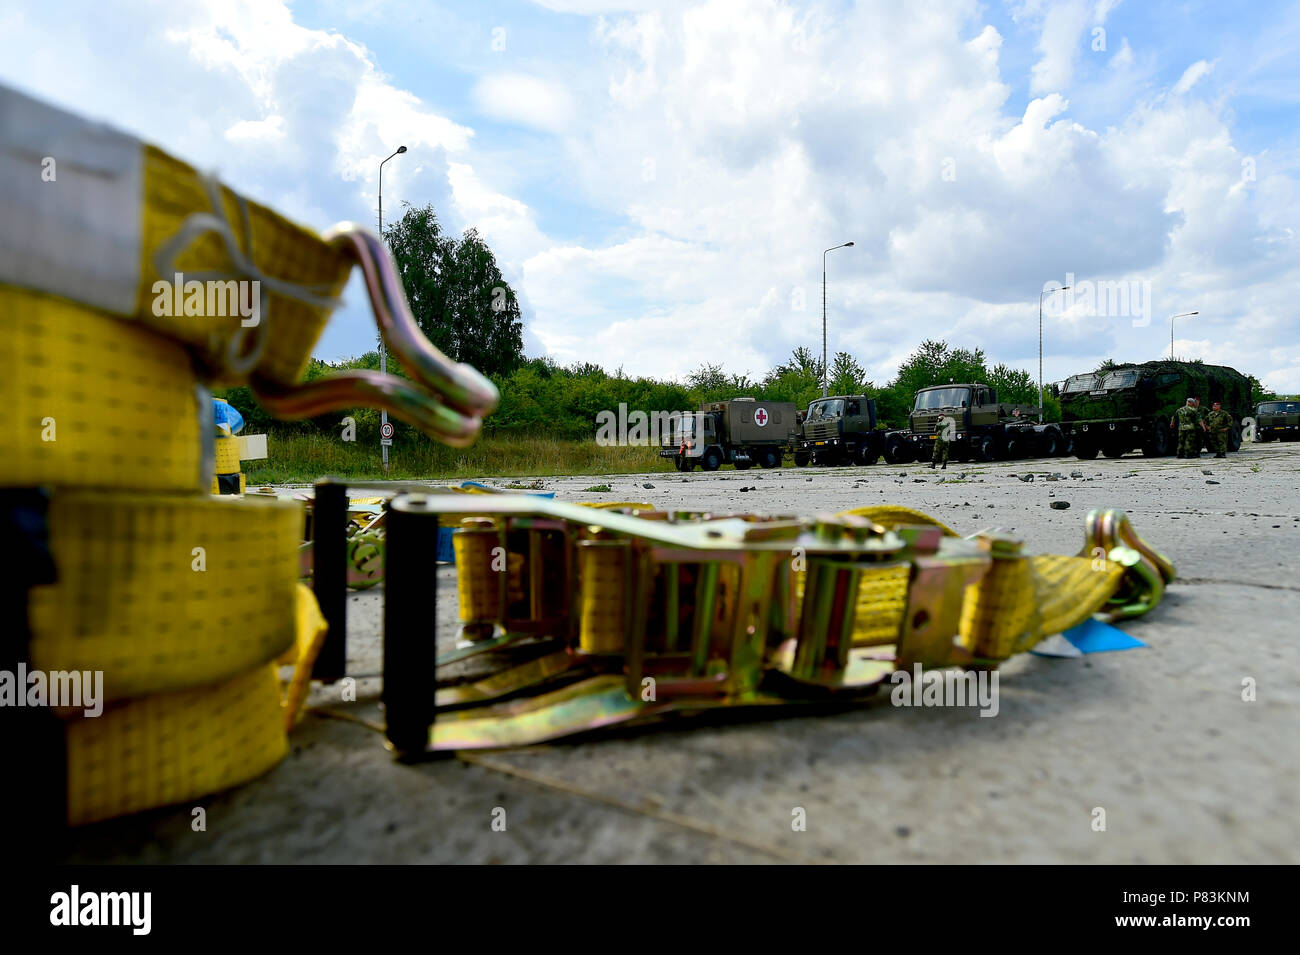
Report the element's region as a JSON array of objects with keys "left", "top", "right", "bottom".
[
  {"left": 1059, "top": 360, "right": 1250, "bottom": 459},
  {"left": 1254, "top": 399, "right": 1300, "bottom": 441},
  {"left": 660, "top": 398, "right": 798, "bottom": 471},
  {"left": 884, "top": 383, "right": 1066, "bottom": 464},
  {"left": 793, "top": 395, "right": 885, "bottom": 466}
]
